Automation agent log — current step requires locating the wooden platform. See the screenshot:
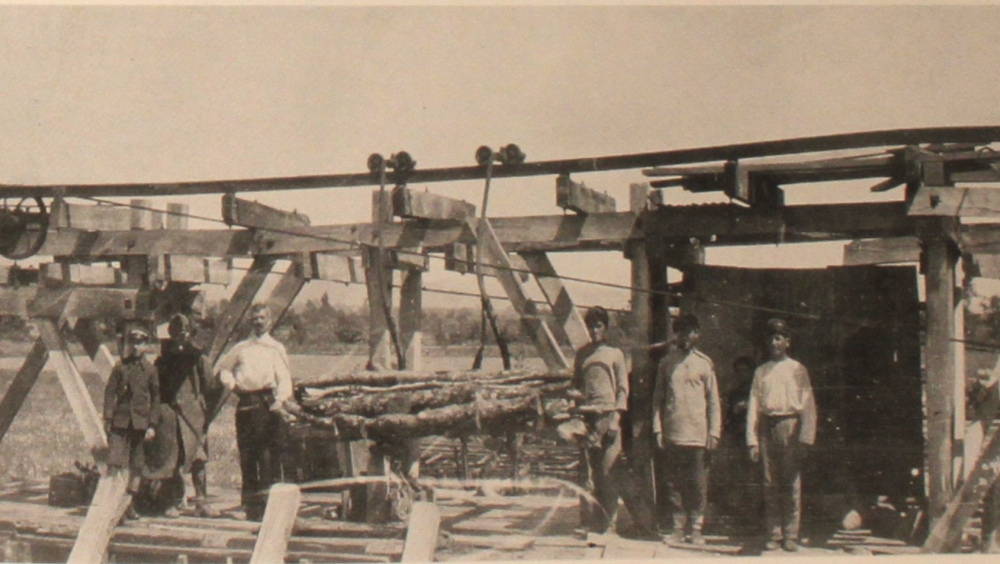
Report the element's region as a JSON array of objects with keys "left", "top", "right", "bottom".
[{"left": 0, "top": 478, "right": 929, "bottom": 562}]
